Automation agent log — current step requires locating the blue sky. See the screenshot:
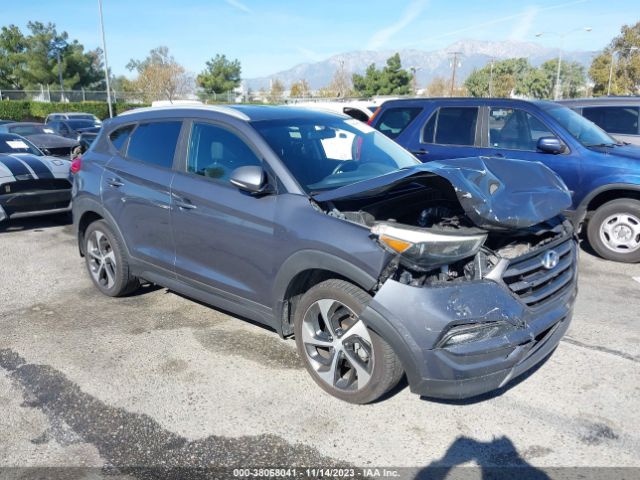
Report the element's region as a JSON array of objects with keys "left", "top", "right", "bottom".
[{"left": 6, "top": 0, "right": 638, "bottom": 78}]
